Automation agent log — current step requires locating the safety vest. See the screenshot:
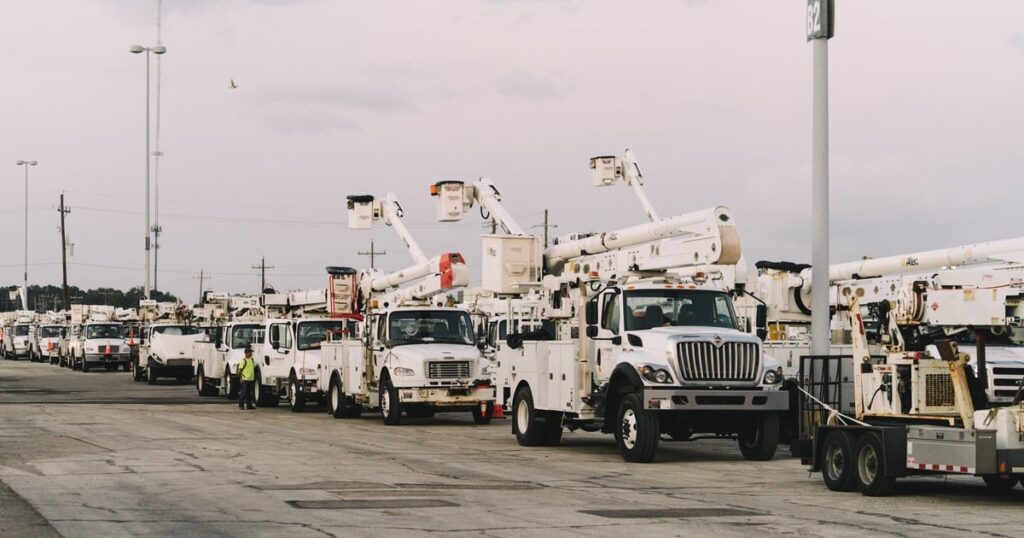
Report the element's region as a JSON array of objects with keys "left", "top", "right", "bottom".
[{"left": 239, "top": 357, "right": 256, "bottom": 381}]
